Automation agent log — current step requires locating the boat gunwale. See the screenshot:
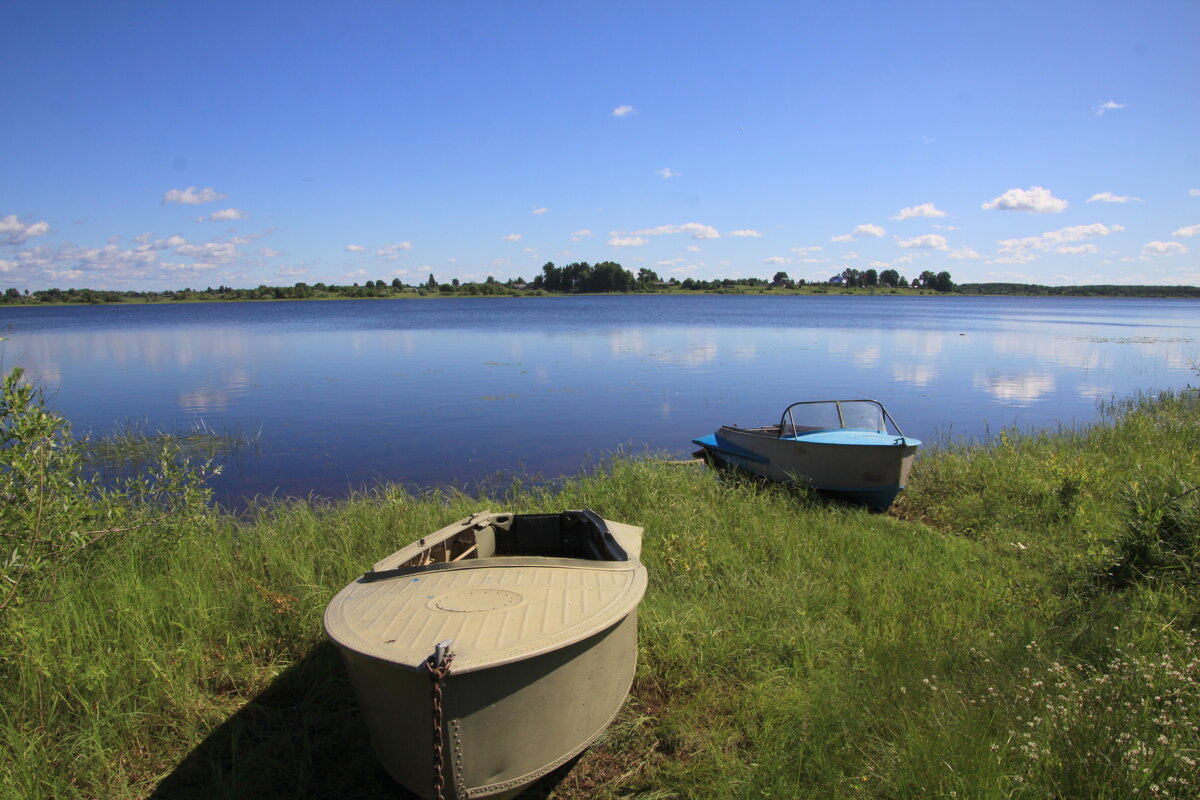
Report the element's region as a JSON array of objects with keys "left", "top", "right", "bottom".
[
  {"left": 370, "top": 509, "right": 633, "bottom": 575},
  {"left": 359, "top": 554, "right": 644, "bottom": 583},
  {"left": 721, "top": 423, "right": 907, "bottom": 441}
]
